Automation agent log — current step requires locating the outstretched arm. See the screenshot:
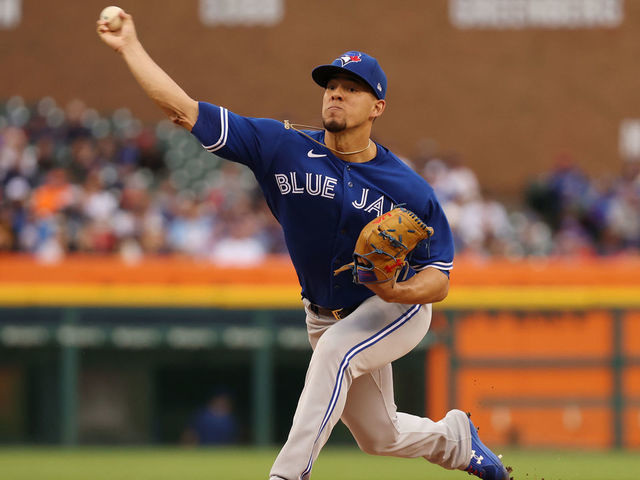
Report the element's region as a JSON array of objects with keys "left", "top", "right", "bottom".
[{"left": 96, "top": 10, "right": 198, "bottom": 130}]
